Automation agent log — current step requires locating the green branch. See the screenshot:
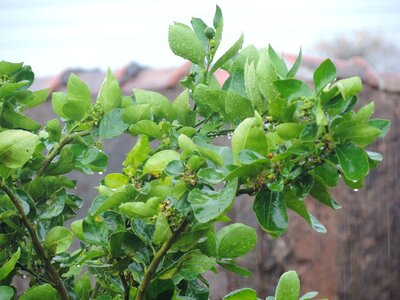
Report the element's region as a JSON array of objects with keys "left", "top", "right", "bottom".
[
  {"left": 0, "top": 183, "right": 70, "bottom": 300},
  {"left": 36, "top": 129, "right": 91, "bottom": 177},
  {"left": 135, "top": 219, "right": 189, "bottom": 300}
]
